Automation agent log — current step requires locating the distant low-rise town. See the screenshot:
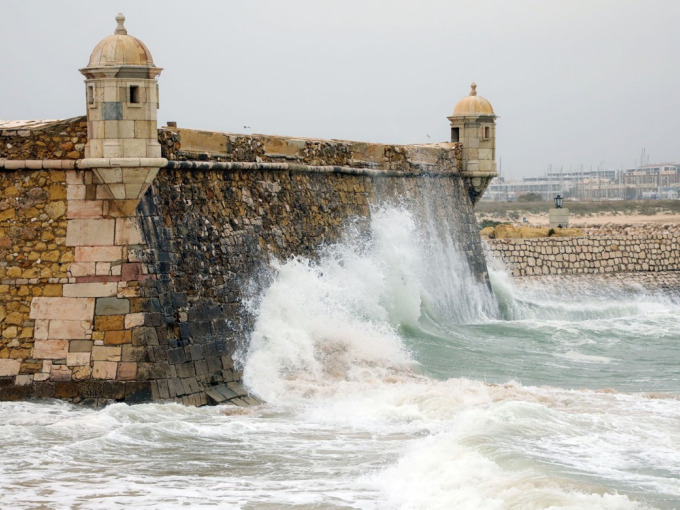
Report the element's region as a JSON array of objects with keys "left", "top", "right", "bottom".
[{"left": 483, "top": 163, "right": 680, "bottom": 201}]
